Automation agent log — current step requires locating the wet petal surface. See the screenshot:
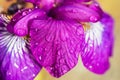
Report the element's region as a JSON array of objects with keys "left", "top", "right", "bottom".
[
  {"left": 30, "top": 19, "right": 84, "bottom": 77},
  {"left": 53, "top": 3, "right": 101, "bottom": 22}
]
